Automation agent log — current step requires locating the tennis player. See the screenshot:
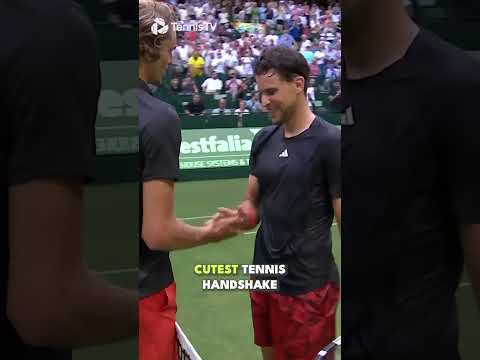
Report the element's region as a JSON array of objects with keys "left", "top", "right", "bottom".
[
  {"left": 221, "top": 46, "right": 341, "bottom": 360},
  {"left": 3, "top": 1, "right": 137, "bottom": 358},
  {"left": 341, "top": 1, "right": 480, "bottom": 359},
  {"left": 138, "top": 2, "right": 243, "bottom": 360}
]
